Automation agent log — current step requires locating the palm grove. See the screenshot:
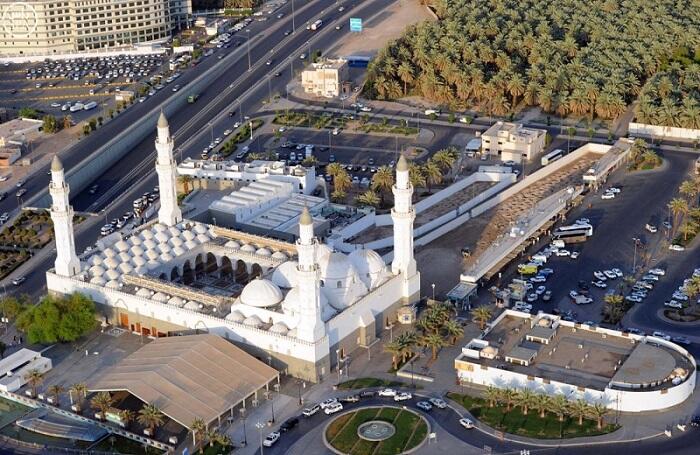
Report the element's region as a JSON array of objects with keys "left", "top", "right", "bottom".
[{"left": 365, "top": 0, "right": 700, "bottom": 125}]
